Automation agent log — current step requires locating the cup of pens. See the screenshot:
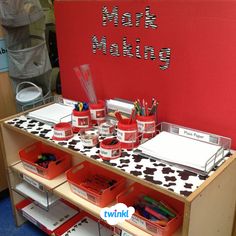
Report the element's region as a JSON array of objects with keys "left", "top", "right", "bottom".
[
  {"left": 72, "top": 101, "right": 92, "bottom": 132},
  {"left": 135, "top": 99, "right": 158, "bottom": 140}
]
